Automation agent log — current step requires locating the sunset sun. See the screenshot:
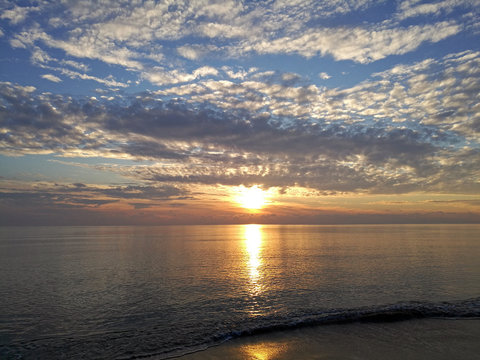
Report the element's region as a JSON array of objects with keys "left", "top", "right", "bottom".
[{"left": 235, "top": 185, "right": 268, "bottom": 210}]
